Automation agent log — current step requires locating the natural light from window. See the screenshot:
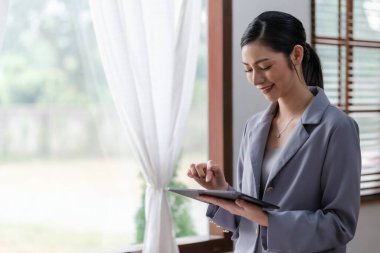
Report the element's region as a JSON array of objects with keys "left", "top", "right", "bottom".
[{"left": 0, "top": 0, "right": 208, "bottom": 252}]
